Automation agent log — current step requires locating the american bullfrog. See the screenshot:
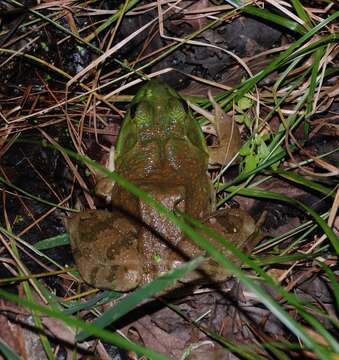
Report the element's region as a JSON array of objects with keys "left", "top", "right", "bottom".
[{"left": 68, "top": 80, "right": 259, "bottom": 292}]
